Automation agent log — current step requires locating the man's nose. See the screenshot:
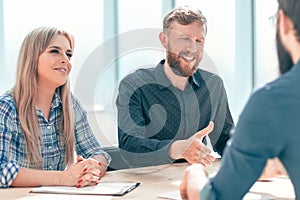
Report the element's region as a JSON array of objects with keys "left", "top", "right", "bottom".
[{"left": 186, "top": 40, "right": 198, "bottom": 52}]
